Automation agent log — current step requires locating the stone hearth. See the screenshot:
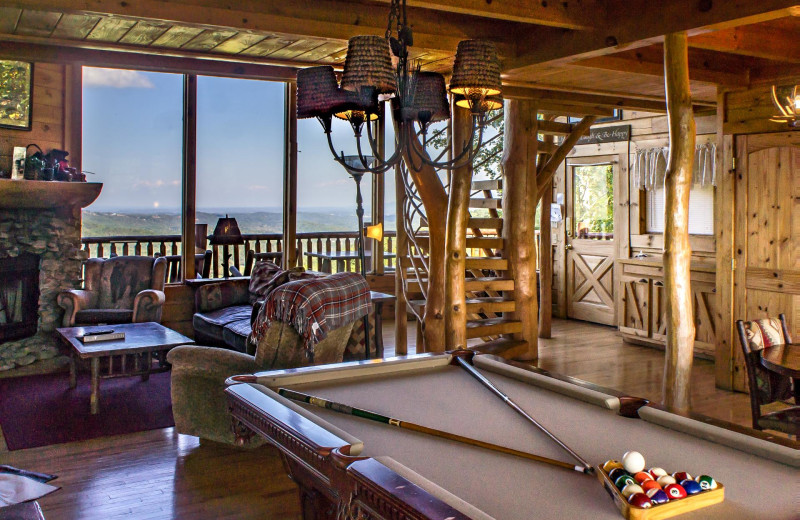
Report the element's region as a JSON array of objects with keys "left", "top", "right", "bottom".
[{"left": 0, "top": 180, "right": 101, "bottom": 371}]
